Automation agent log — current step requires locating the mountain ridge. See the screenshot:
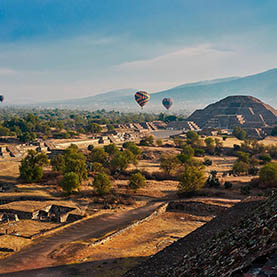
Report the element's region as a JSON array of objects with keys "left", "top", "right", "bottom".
[{"left": 30, "top": 68, "right": 277, "bottom": 113}]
